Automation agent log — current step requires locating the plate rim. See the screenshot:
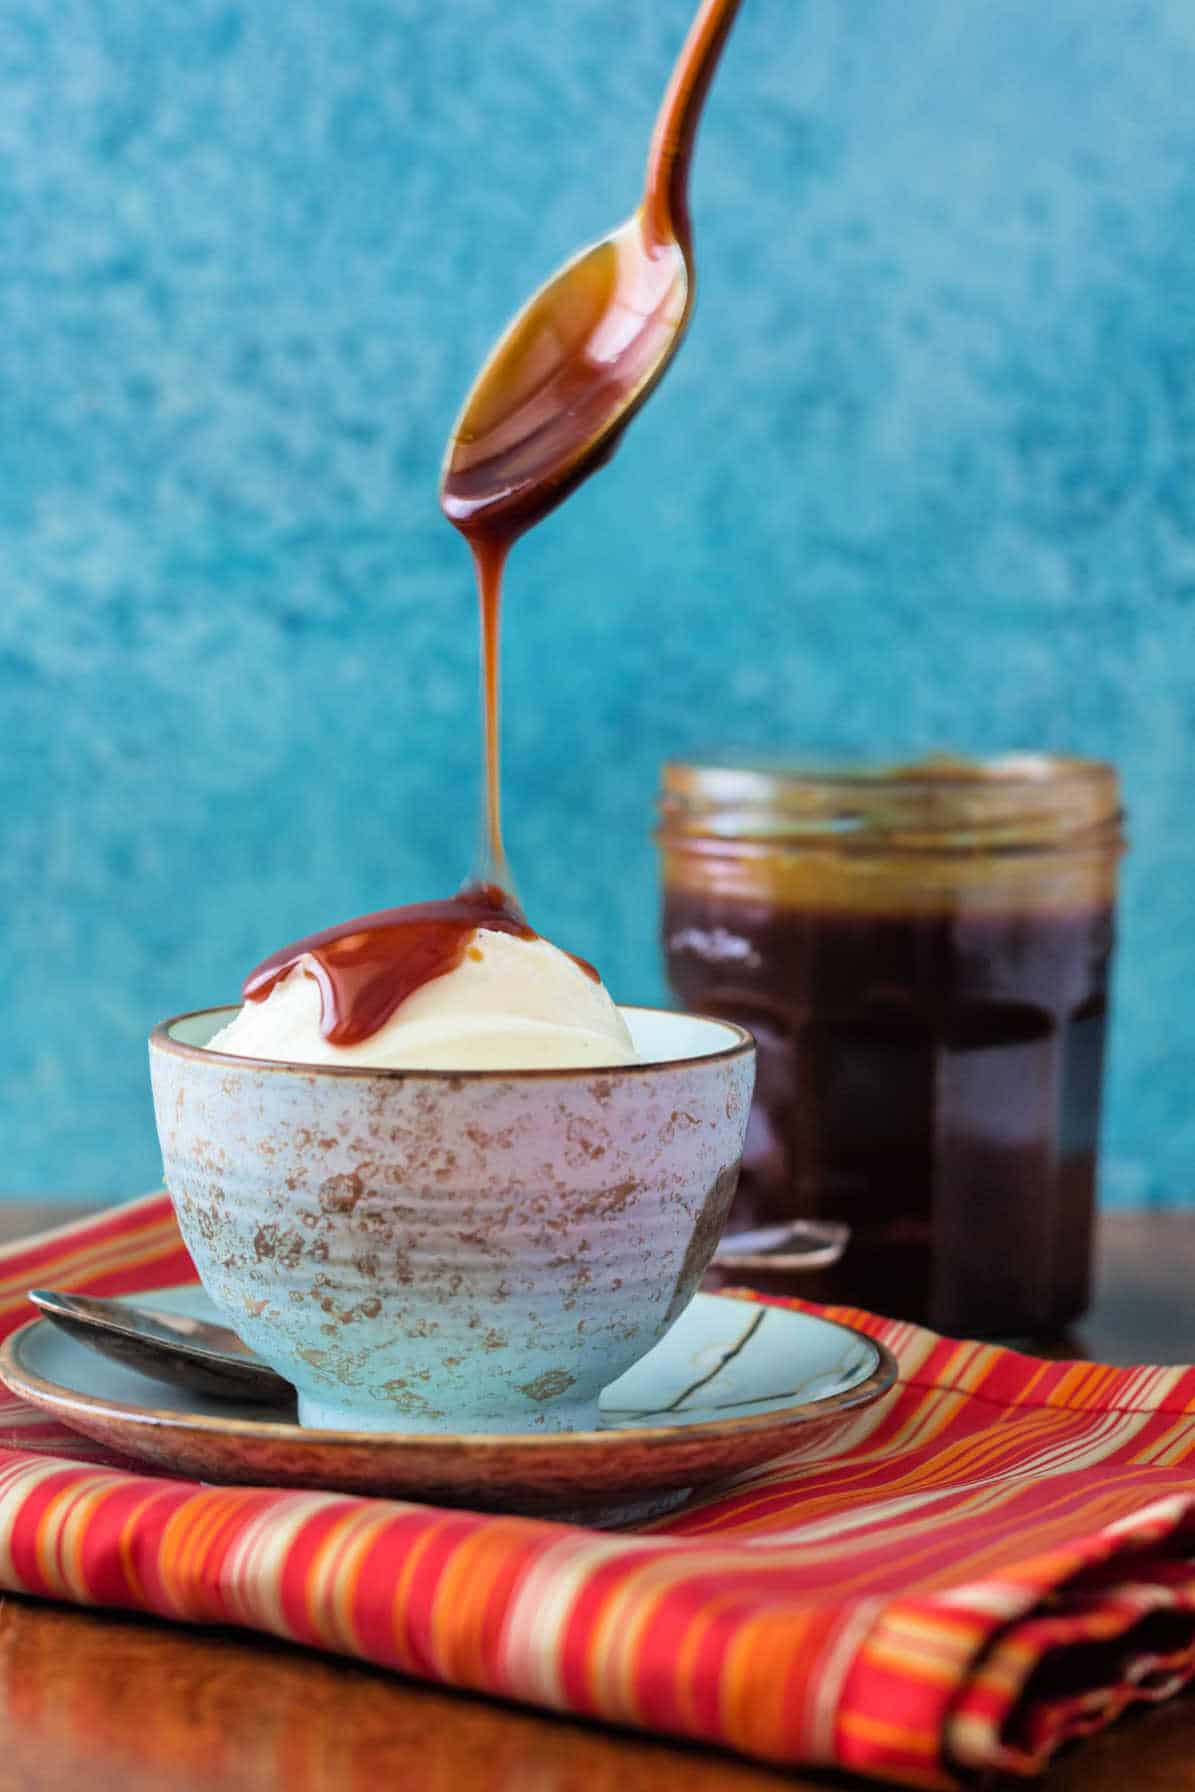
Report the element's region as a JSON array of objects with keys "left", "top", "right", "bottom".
[{"left": 0, "top": 1289, "right": 898, "bottom": 1459}]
